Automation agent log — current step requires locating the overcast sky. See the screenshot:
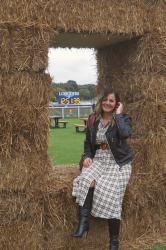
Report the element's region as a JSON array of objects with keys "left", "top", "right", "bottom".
[{"left": 47, "top": 48, "right": 97, "bottom": 85}]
